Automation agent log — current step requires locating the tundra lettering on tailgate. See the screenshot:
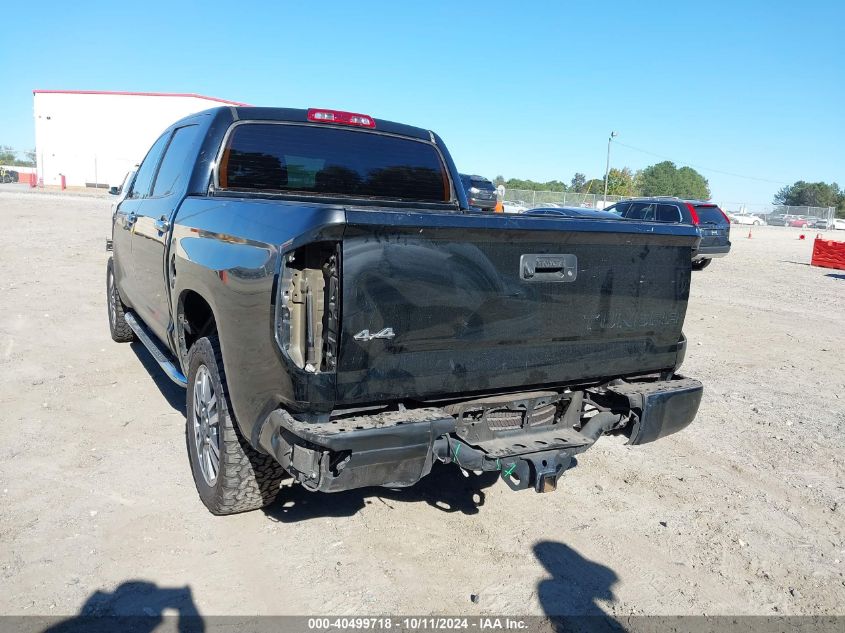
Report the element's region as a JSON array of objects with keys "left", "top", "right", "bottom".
[{"left": 583, "top": 310, "right": 681, "bottom": 331}]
